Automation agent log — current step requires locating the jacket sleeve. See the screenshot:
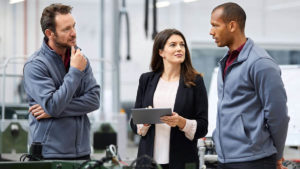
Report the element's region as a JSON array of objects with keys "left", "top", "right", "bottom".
[
  {"left": 57, "top": 61, "right": 100, "bottom": 117},
  {"left": 252, "top": 58, "right": 289, "bottom": 160},
  {"left": 130, "top": 74, "right": 145, "bottom": 135},
  {"left": 24, "top": 59, "right": 98, "bottom": 118},
  {"left": 193, "top": 75, "right": 209, "bottom": 140}
]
